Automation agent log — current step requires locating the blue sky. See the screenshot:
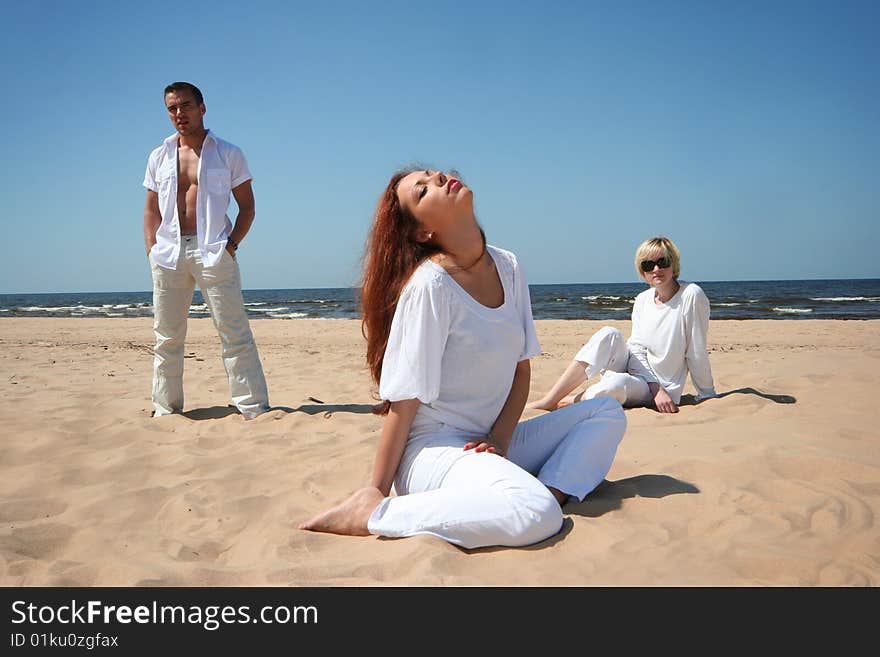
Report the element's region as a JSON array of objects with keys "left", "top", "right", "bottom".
[{"left": 2, "top": 0, "right": 878, "bottom": 292}]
